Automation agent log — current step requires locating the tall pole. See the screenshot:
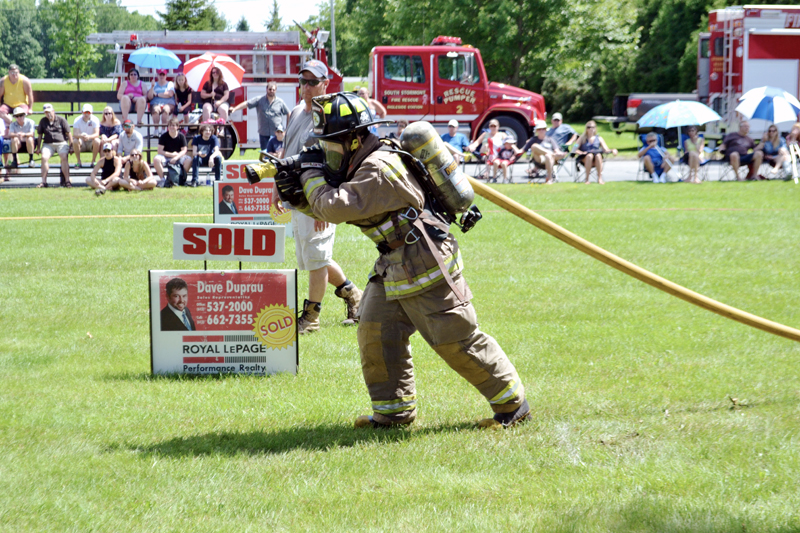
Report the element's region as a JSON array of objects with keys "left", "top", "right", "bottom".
[{"left": 330, "top": 0, "right": 337, "bottom": 70}]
